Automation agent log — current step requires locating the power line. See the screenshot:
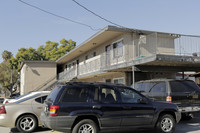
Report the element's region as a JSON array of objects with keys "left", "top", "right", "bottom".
[
  {"left": 71, "top": 0, "right": 125, "bottom": 28},
  {"left": 18, "top": 0, "right": 100, "bottom": 31}
]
